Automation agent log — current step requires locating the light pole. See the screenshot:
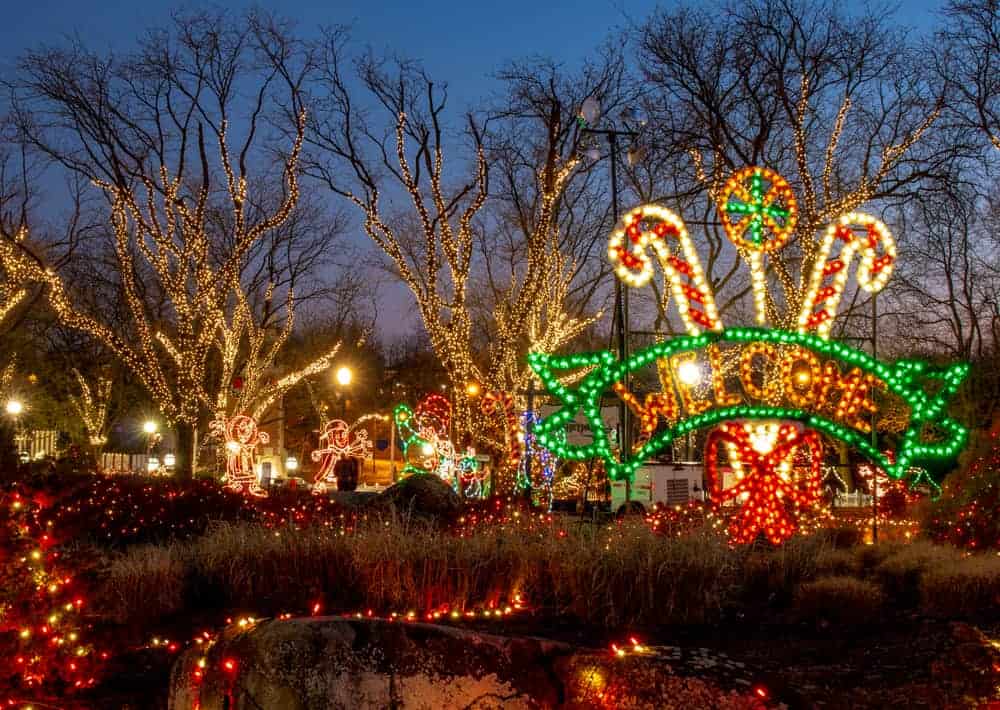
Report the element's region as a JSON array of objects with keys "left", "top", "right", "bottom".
[
  {"left": 871, "top": 292, "right": 879, "bottom": 544},
  {"left": 143, "top": 420, "right": 158, "bottom": 464},
  {"left": 335, "top": 366, "right": 353, "bottom": 418},
  {"left": 579, "top": 98, "right": 643, "bottom": 476},
  {"left": 676, "top": 361, "right": 703, "bottom": 461},
  {"left": 5, "top": 399, "right": 24, "bottom": 462}
]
